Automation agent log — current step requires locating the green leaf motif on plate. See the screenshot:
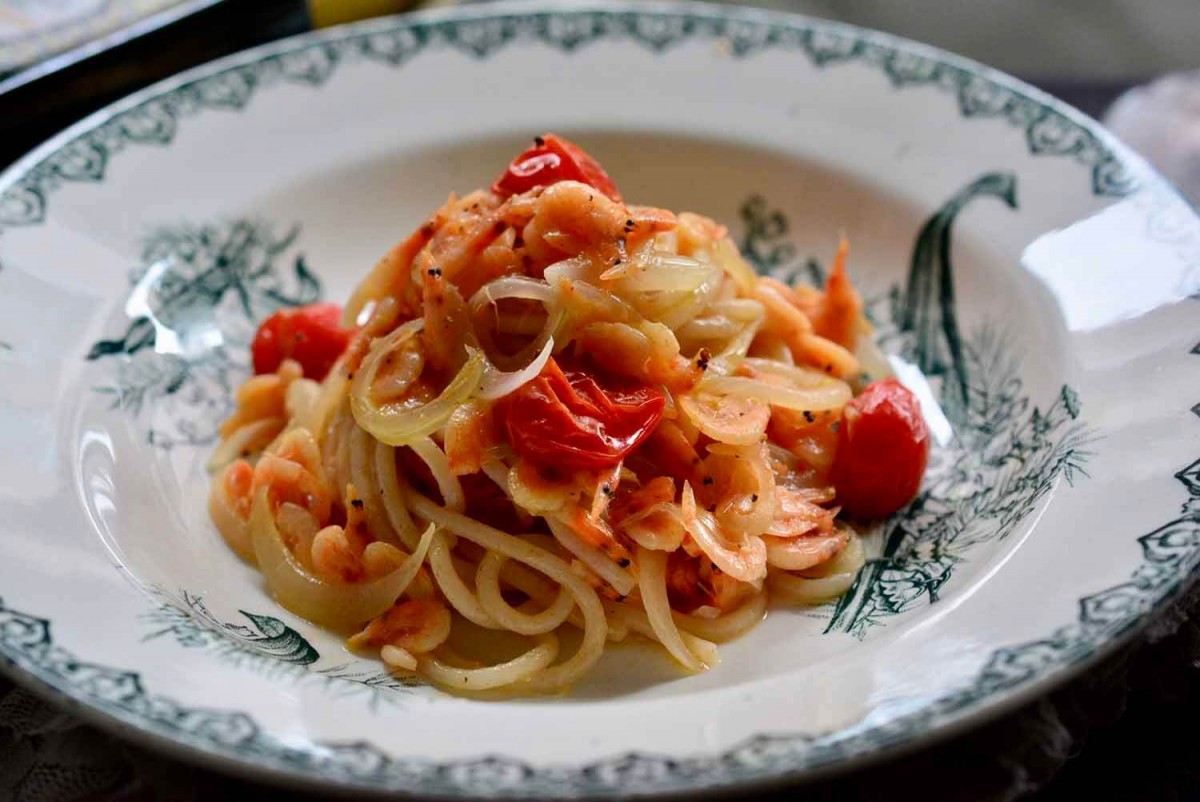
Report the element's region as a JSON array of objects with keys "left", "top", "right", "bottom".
[
  {"left": 142, "top": 590, "right": 423, "bottom": 707},
  {"left": 741, "top": 173, "right": 1093, "bottom": 637},
  {"left": 86, "top": 219, "right": 319, "bottom": 448}
]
